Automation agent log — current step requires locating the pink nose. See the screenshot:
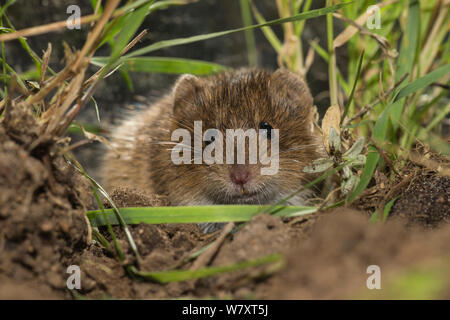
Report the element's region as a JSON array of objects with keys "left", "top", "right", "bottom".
[{"left": 230, "top": 166, "right": 251, "bottom": 186}]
